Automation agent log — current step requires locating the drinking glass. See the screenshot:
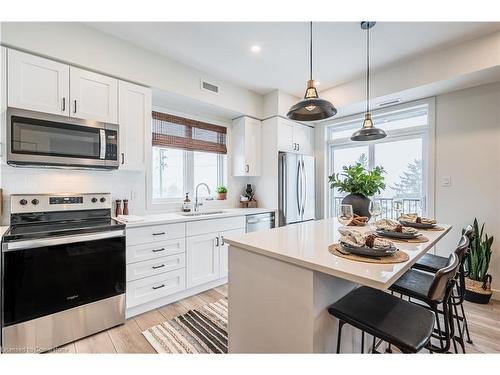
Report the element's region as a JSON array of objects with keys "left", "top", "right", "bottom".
[
  {"left": 369, "top": 200, "right": 382, "bottom": 229},
  {"left": 337, "top": 204, "right": 354, "bottom": 228}
]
